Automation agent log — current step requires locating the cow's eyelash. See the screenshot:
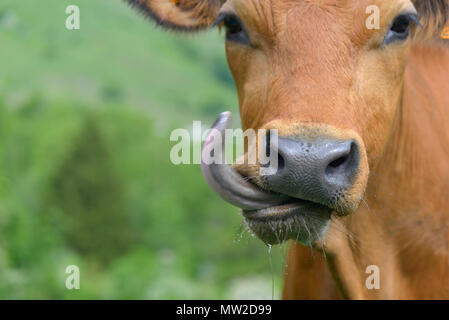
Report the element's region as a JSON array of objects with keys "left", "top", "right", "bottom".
[
  {"left": 212, "top": 12, "right": 235, "bottom": 27},
  {"left": 401, "top": 13, "right": 422, "bottom": 28}
]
